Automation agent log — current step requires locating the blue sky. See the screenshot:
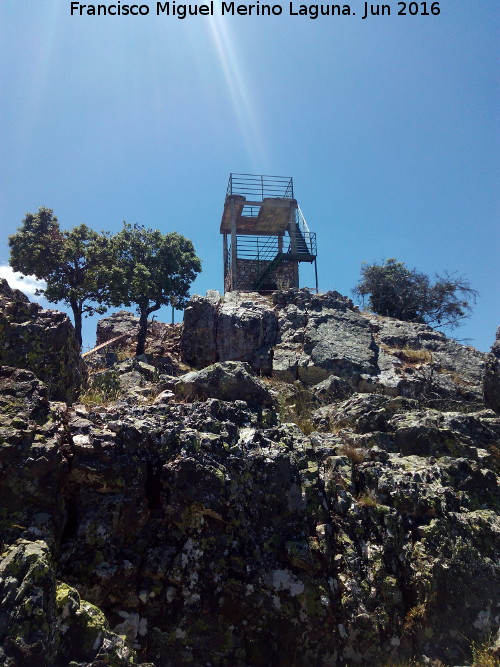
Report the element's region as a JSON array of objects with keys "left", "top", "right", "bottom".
[{"left": 1, "top": 0, "right": 498, "bottom": 351}]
